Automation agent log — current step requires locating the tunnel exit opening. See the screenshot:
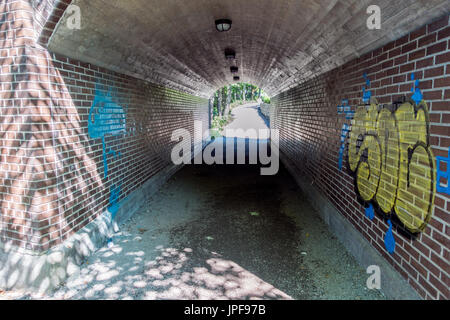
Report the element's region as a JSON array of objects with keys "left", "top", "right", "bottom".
[{"left": 210, "top": 83, "right": 270, "bottom": 138}]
